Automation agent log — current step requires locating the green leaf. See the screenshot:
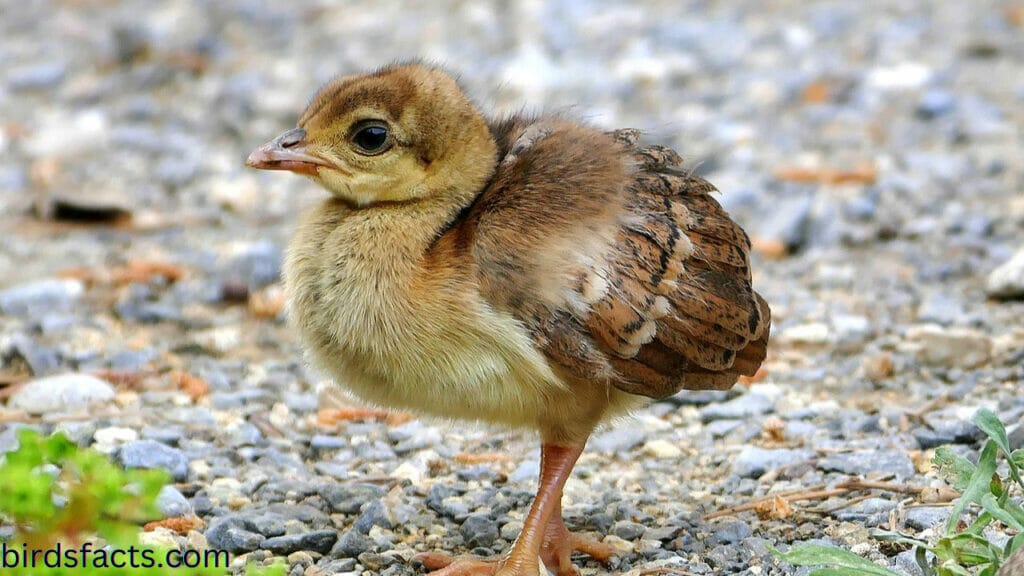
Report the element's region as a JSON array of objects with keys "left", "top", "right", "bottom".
[
  {"left": 934, "top": 446, "right": 976, "bottom": 491},
  {"left": 980, "top": 493, "right": 1024, "bottom": 531},
  {"left": 936, "top": 558, "right": 973, "bottom": 576},
  {"left": 947, "top": 440, "right": 998, "bottom": 536},
  {"left": 871, "top": 528, "right": 930, "bottom": 549},
  {"left": 771, "top": 544, "right": 901, "bottom": 575},
  {"left": 972, "top": 408, "right": 1023, "bottom": 490}
]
